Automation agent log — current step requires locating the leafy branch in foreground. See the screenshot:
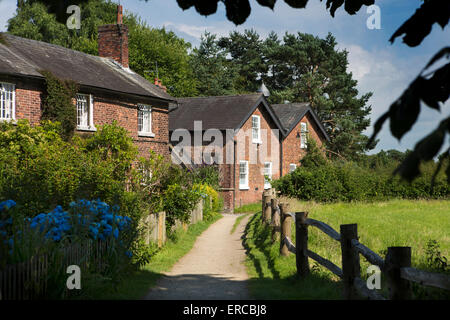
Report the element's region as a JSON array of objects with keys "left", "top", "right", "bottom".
[{"left": 368, "top": 48, "right": 450, "bottom": 182}]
